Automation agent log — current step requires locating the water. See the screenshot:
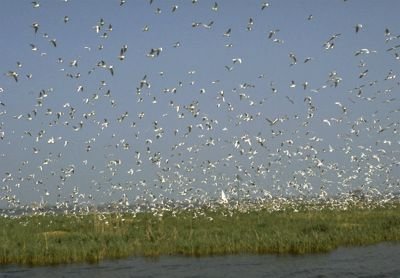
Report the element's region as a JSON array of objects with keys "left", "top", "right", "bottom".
[{"left": 1, "top": 243, "right": 399, "bottom": 278}]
